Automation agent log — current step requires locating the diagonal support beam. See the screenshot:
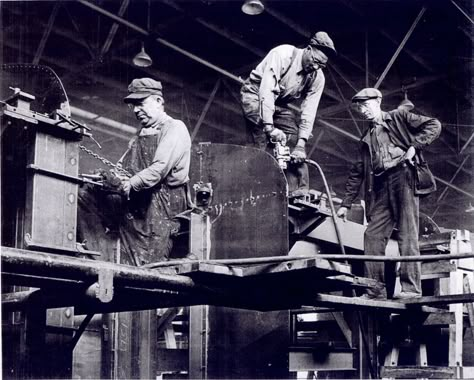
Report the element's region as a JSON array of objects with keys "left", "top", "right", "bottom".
[
  {"left": 431, "top": 155, "right": 470, "bottom": 217},
  {"left": 374, "top": 7, "right": 426, "bottom": 88},
  {"left": 191, "top": 79, "right": 221, "bottom": 141},
  {"left": 451, "top": 0, "right": 474, "bottom": 25},
  {"left": 100, "top": 0, "right": 130, "bottom": 56},
  {"left": 33, "top": 2, "right": 60, "bottom": 65}
]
